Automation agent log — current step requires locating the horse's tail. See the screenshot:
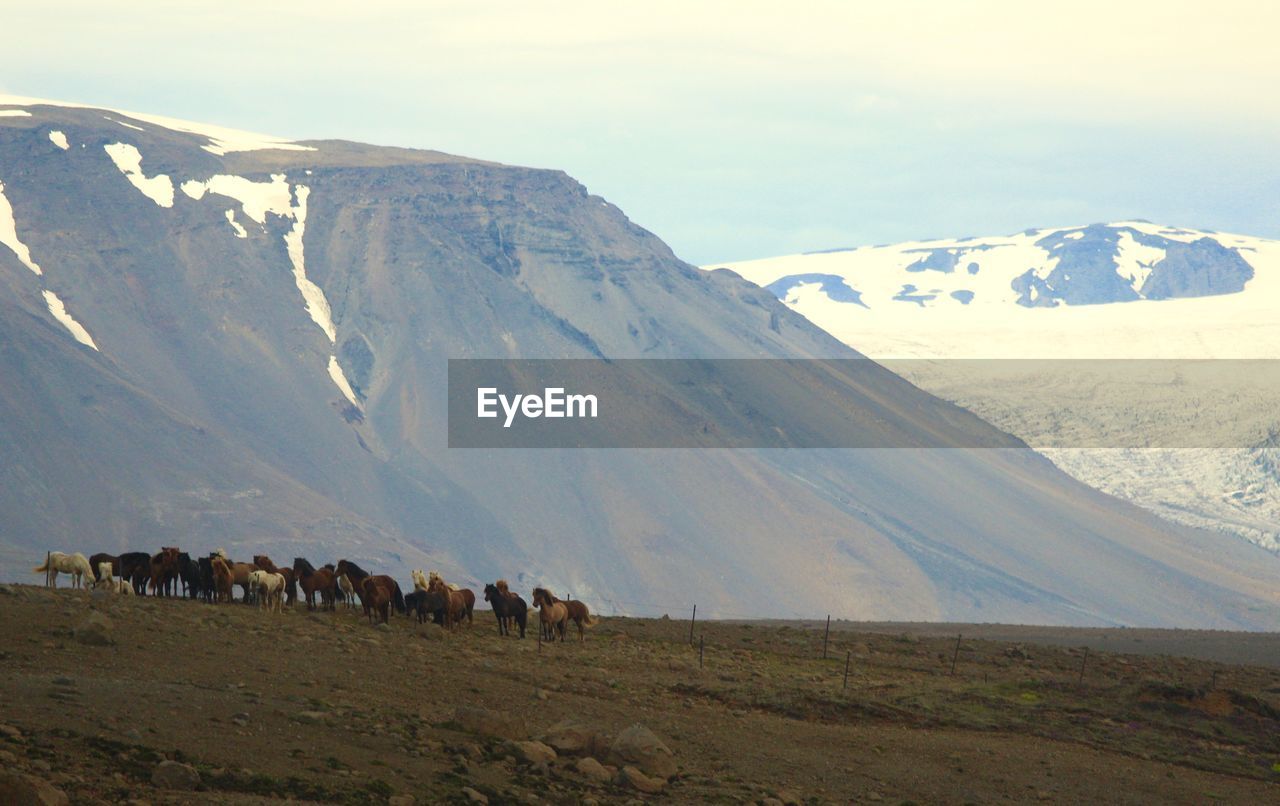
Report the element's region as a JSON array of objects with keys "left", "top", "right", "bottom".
[
  {"left": 393, "top": 581, "right": 406, "bottom": 614},
  {"left": 33, "top": 560, "right": 49, "bottom": 573},
  {"left": 584, "top": 612, "right": 600, "bottom": 628}
]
